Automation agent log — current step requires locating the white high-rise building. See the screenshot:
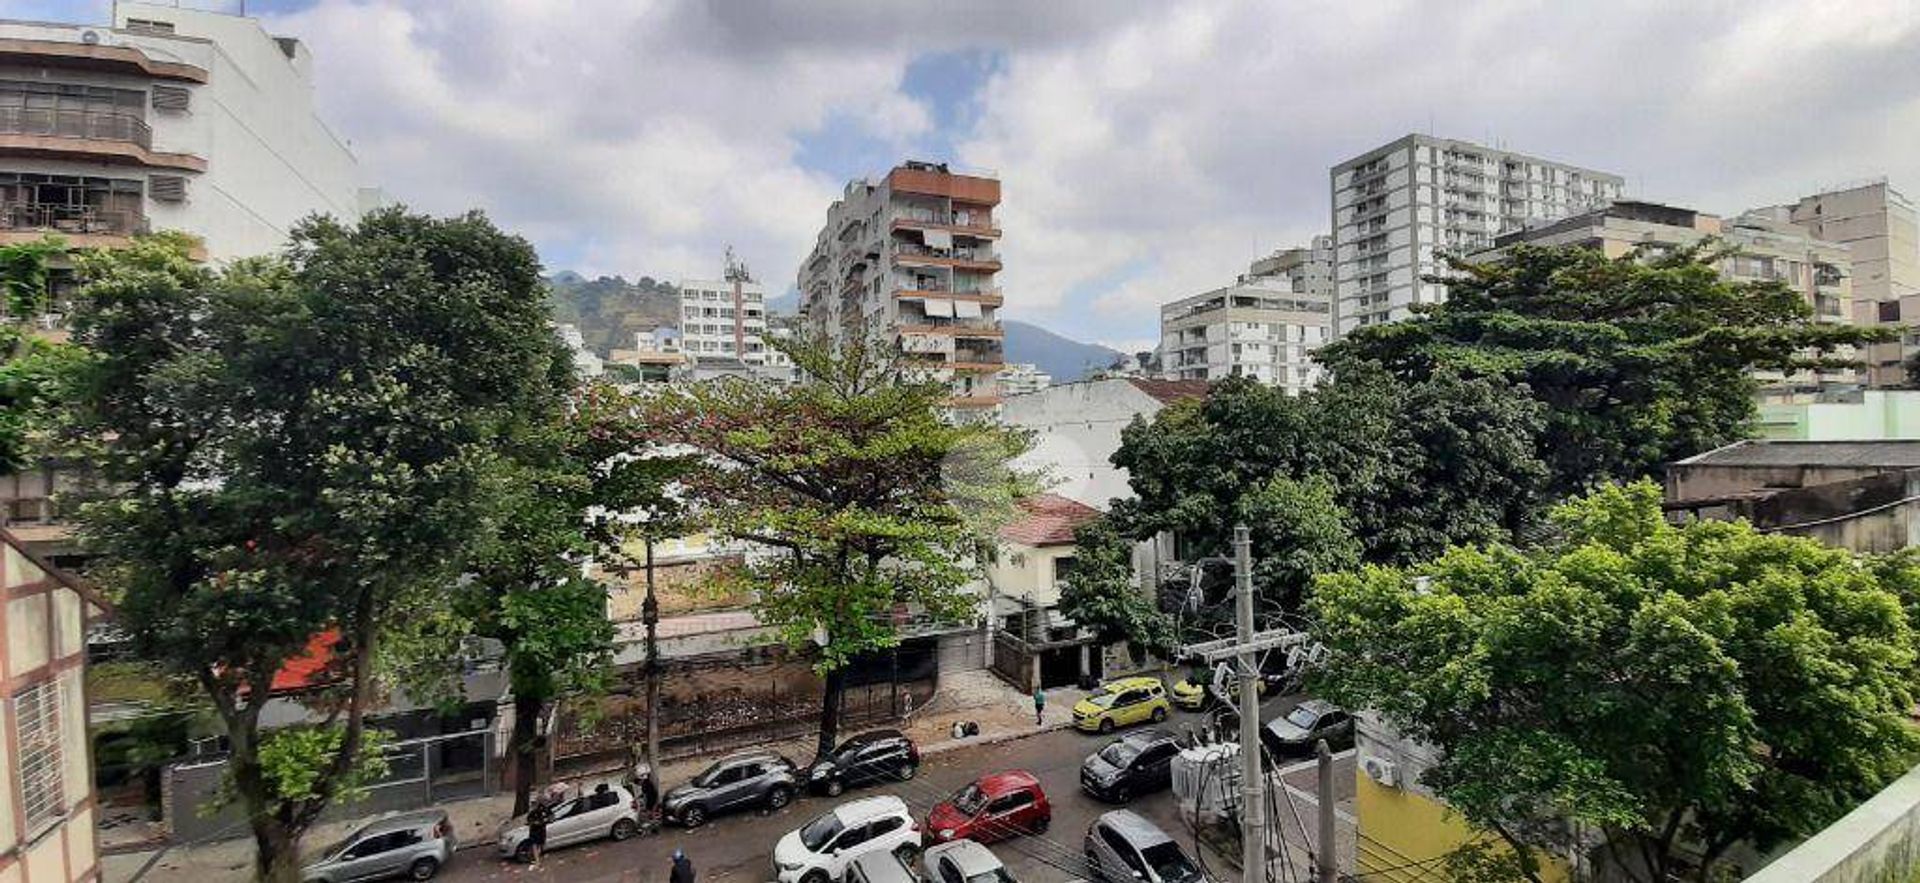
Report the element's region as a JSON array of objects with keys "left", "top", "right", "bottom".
[
  {"left": 1, "top": 2, "right": 368, "bottom": 260},
  {"left": 1158, "top": 239, "right": 1334, "bottom": 393},
  {"left": 679, "top": 252, "right": 770, "bottom": 374},
  {"left": 998, "top": 363, "right": 1052, "bottom": 396},
  {"left": 1329, "top": 134, "right": 1622, "bottom": 337}
]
